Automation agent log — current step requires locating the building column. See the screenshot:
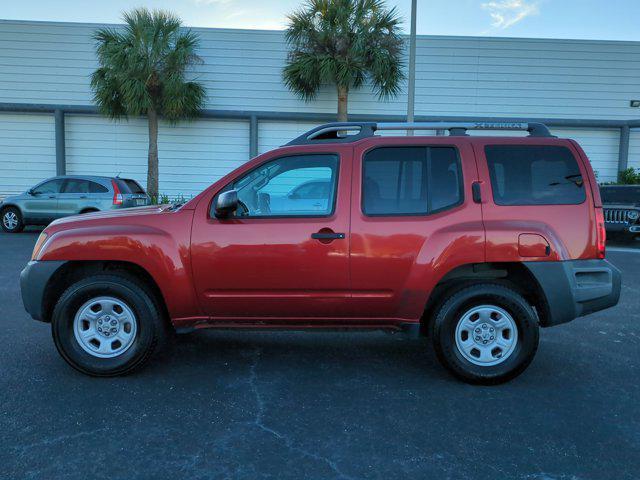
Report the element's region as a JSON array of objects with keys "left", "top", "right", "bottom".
[
  {"left": 618, "top": 125, "right": 630, "bottom": 176},
  {"left": 249, "top": 115, "right": 258, "bottom": 158},
  {"left": 54, "top": 109, "right": 66, "bottom": 175}
]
